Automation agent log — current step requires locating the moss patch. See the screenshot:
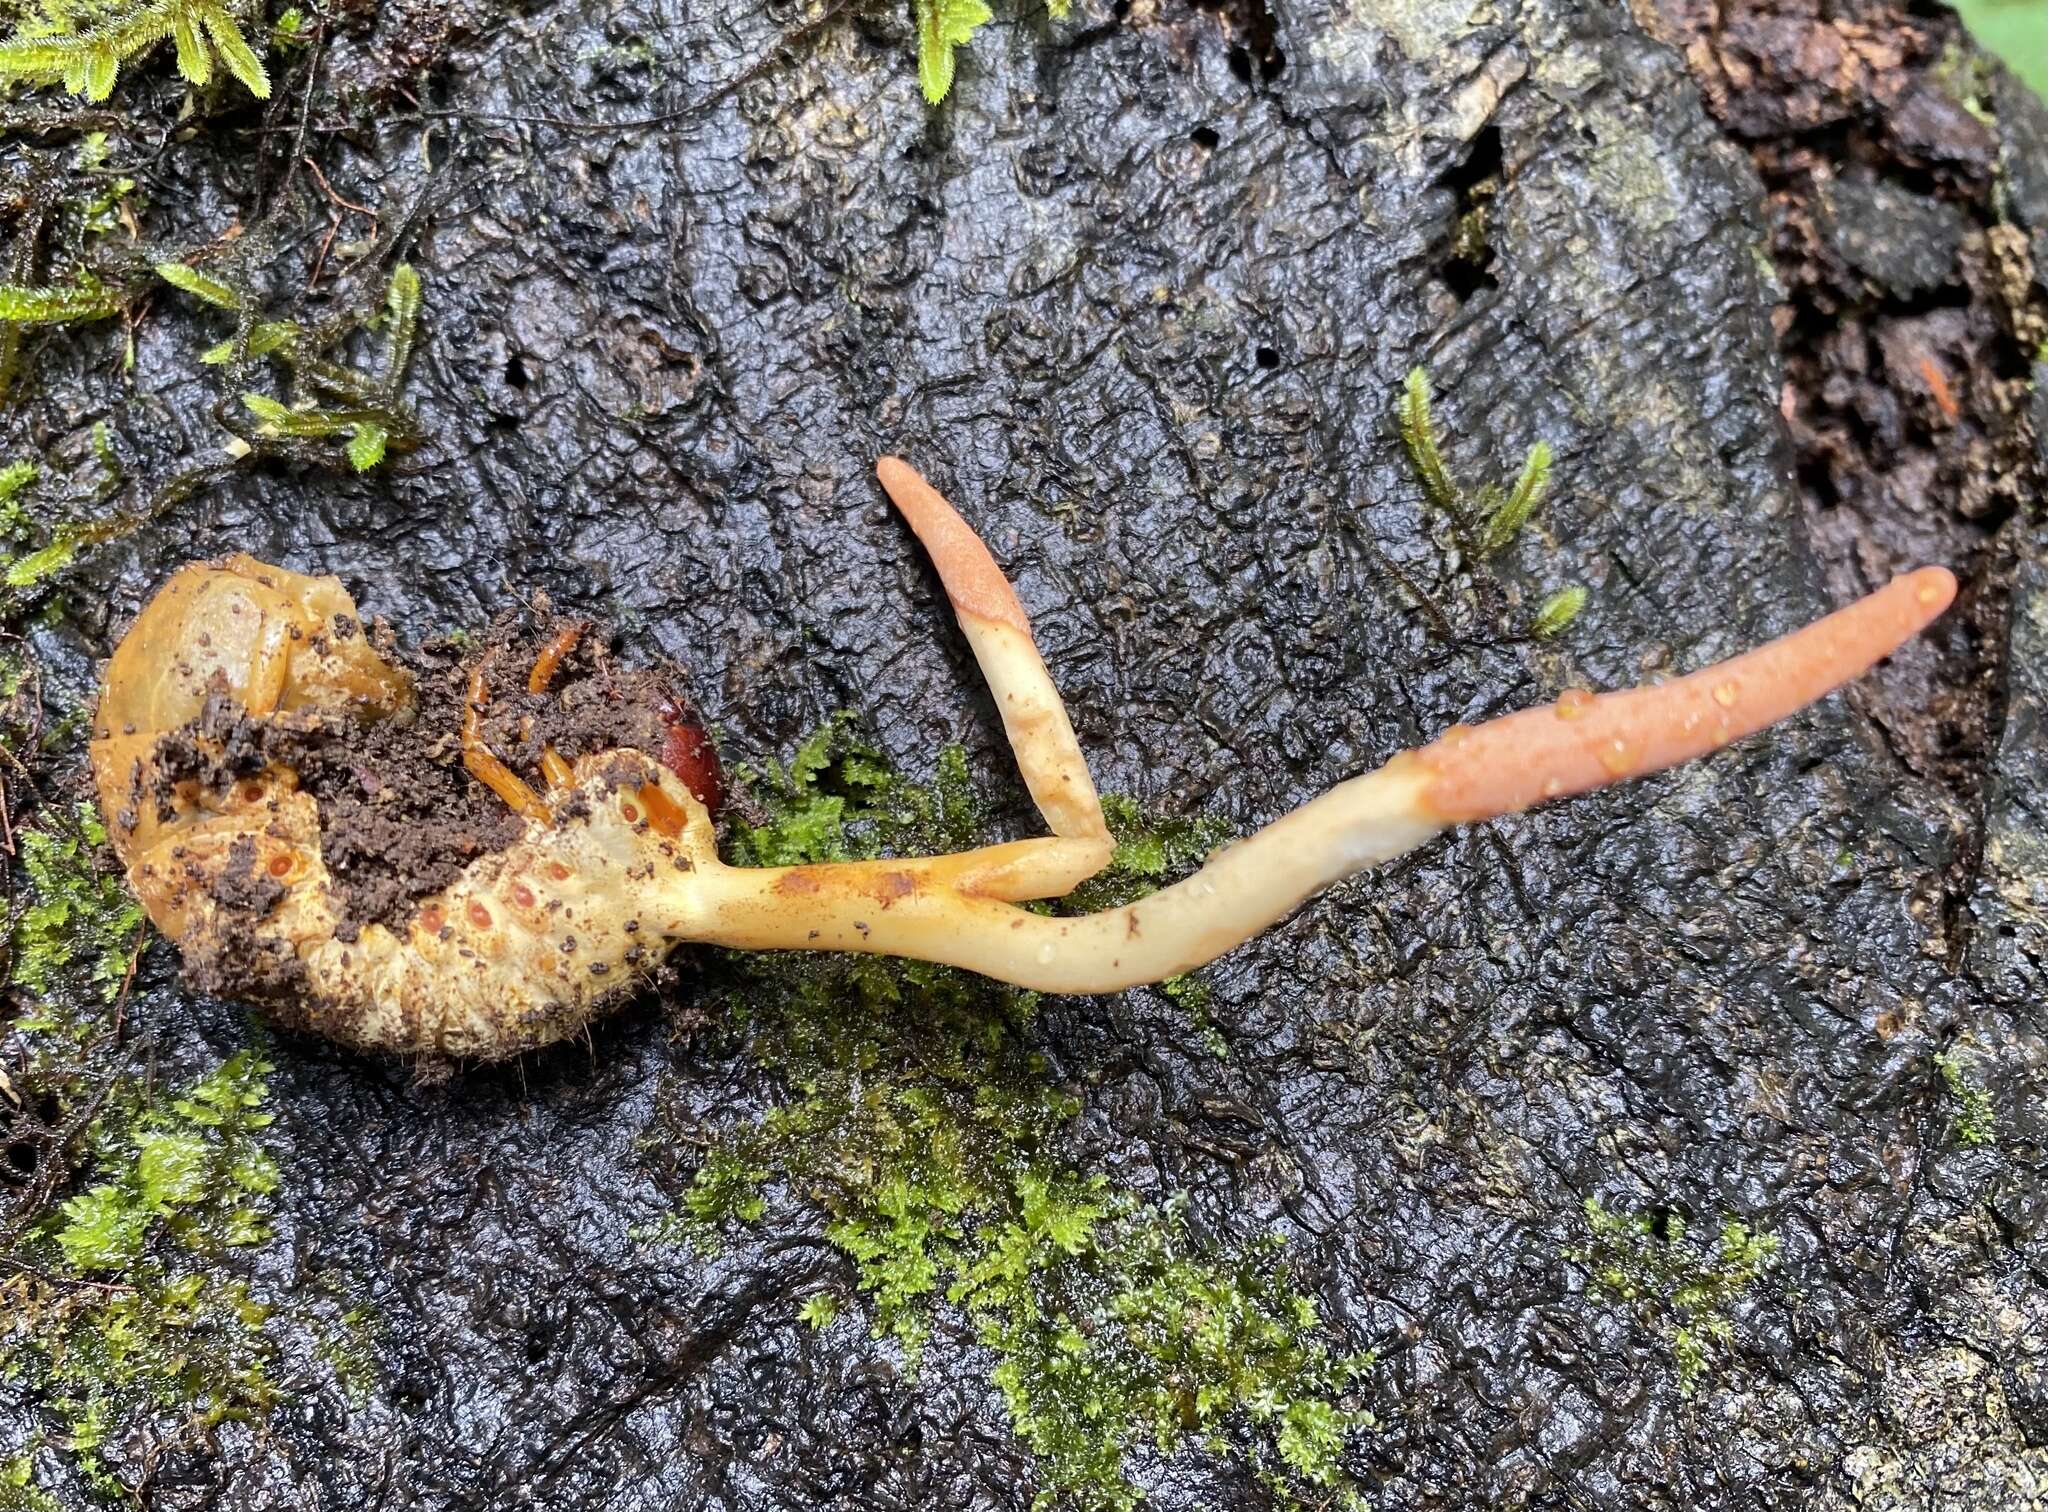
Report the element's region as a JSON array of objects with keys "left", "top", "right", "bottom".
[
  {"left": 1569, "top": 1197, "right": 1779, "bottom": 1395},
  {"left": 1934, "top": 1048, "right": 1997, "bottom": 1148},
  {"left": 645, "top": 720, "right": 1370, "bottom": 1509},
  {"left": 1, "top": 794, "right": 358, "bottom": 1503},
  {"left": 0, "top": 1050, "right": 280, "bottom": 1499},
  {"left": 8, "top": 803, "right": 142, "bottom": 1005}
]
